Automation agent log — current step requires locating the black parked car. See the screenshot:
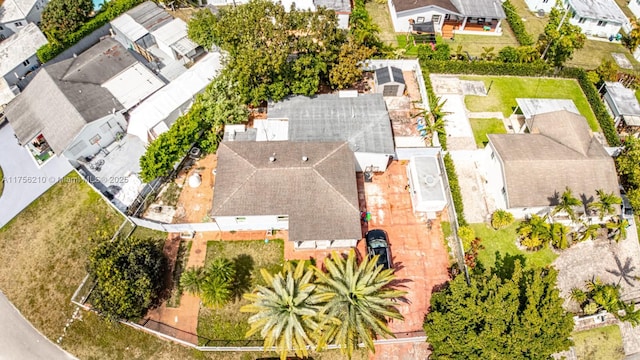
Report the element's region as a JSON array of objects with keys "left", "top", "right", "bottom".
[{"left": 365, "top": 229, "right": 392, "bottom": 270}]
